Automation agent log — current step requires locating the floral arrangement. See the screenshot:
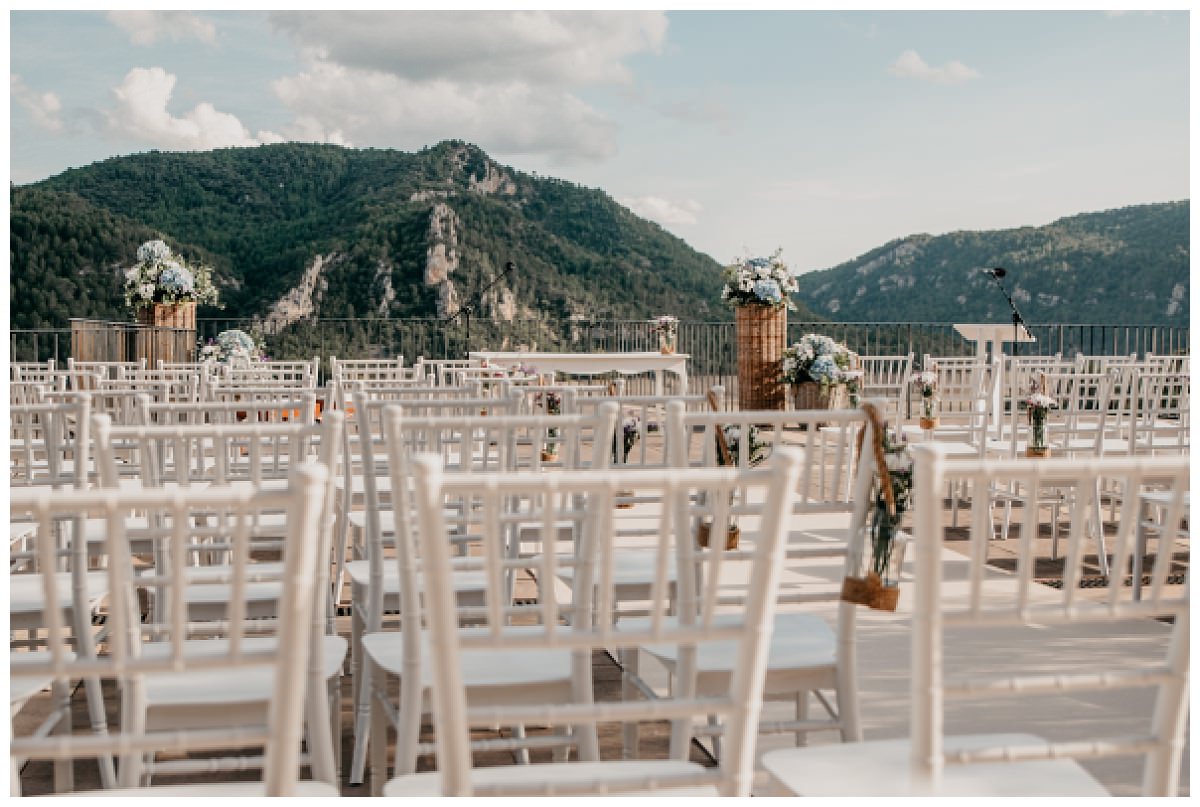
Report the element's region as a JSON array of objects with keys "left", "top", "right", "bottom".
[
  {"left": 123, "top": 239, "right": 219, "bottom": 313},
  {"left": 781, "top": 333, "right": 857, "bottom": 388},
  {"left": 1025, "top": 391, "right": 1058, "bottom": 414},
  {"left": 911, "top": 368, "right": 939, "bottom": 420},
  {"left": 650, "top": 314, "right": 679, "bottom": 353},
  {"left": 720, "top": 249, "right": 798, "bottom": 310},
  {"left": 536, "top": 391, "right": 563, "bottom": 460},
  {"left": 649, "top": 315, "right": 678, "bottom": 338},
  {"left": 199, "top": 329, "right": 266, "bottom": 364},
  {"left": 718, "top": 424, "right": 767, "bottom": 467},
  {"left": 870, "top": 430, "right": 912, "bottom": 585},
  {"left": 911, "top": 369, "right": 938, "bottom": 398},
  {"left": 613, "top": 414, "right": 640, "bottom": 463}
]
